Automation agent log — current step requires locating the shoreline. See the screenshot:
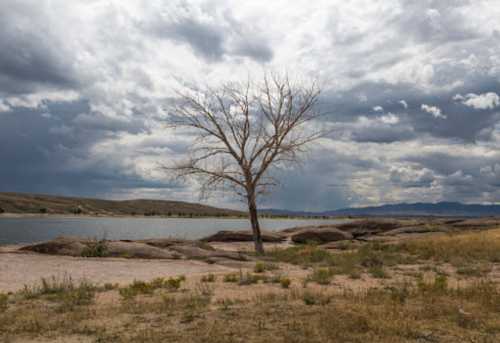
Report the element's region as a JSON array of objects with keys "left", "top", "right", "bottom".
[{"left": 0, "top": 212, "right": 343, "bottom": 220}]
